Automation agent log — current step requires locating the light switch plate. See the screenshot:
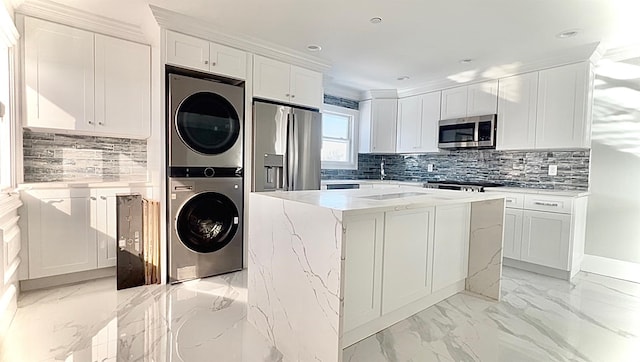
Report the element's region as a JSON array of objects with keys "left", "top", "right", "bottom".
[
  {"left": 427, "top": 164, "right": 434, "bottom": 172},
  {"left": 548, "top": 165, "right": 558, "bottom": 176}
]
